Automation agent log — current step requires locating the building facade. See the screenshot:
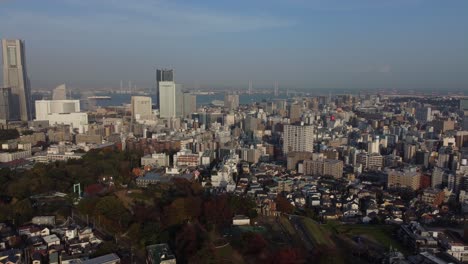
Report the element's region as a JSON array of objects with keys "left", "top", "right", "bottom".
[
  {"left": 283, "top": 124, "right": 314, "bottom": 154},
  {"left": 2, "top": 39, "right": 32, "bottom": 121},
  {"left": 131, "top": 96, "right": 152, "bottom": 121},
  {"left": 159, "top": 81, "right": 182, "bottom": 119},
  {"left": 156, "top": 69, "right": 174, "bottom": 108}
]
